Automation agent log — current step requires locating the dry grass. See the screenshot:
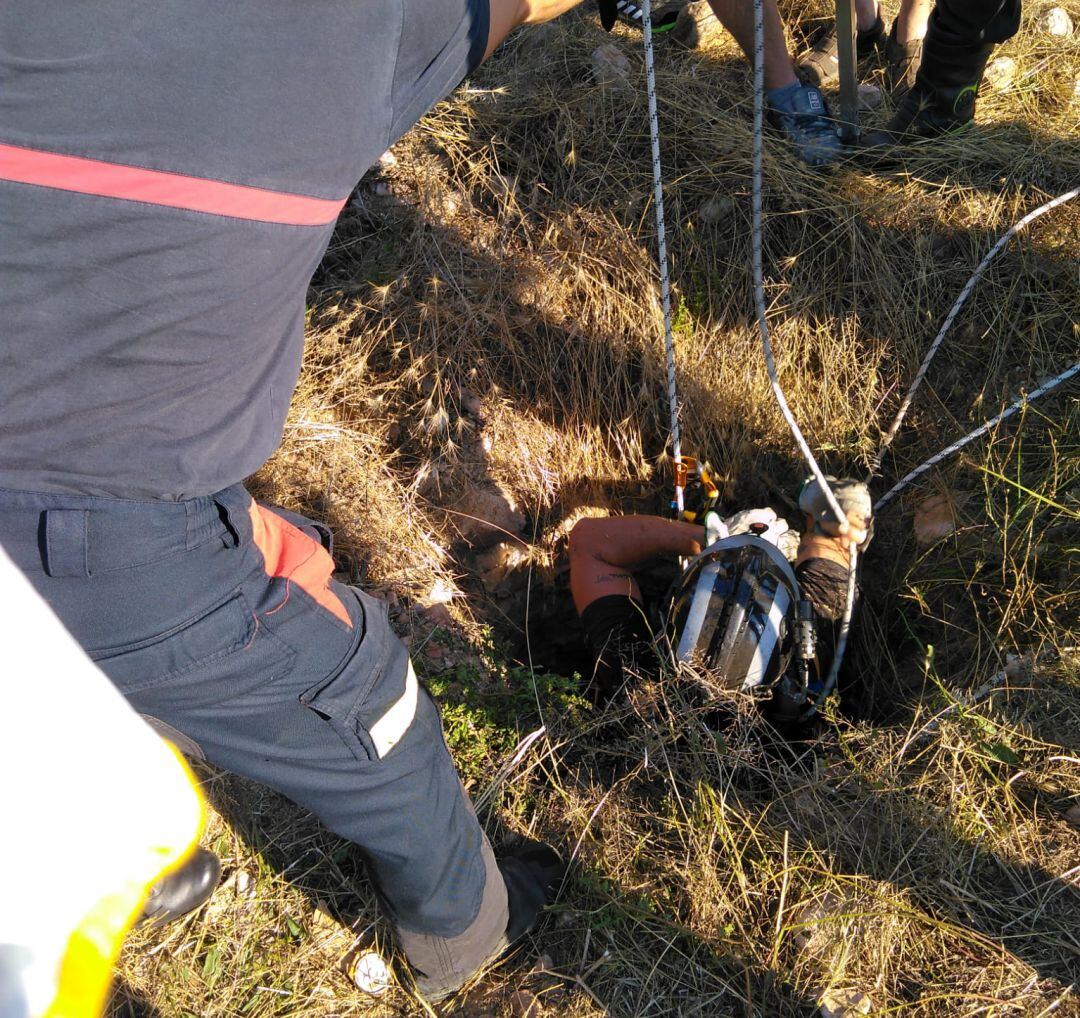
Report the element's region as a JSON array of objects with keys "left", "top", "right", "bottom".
[{"left": 111, "top": 1, "right": 1079, "bottom": 1015}]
